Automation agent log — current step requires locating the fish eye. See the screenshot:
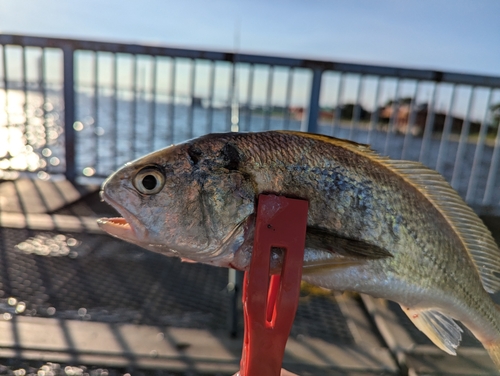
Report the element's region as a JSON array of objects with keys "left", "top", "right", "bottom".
[{"left": 133, "top": 166, "right": 165, "bottom": 195}]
